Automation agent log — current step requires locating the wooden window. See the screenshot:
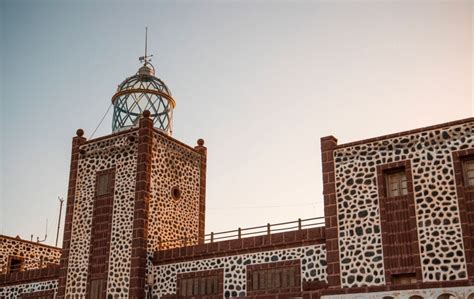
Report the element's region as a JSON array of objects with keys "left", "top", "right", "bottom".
[
  {"left": 180, "top": 275, "right": 219, "bottom": 296},
  {"left": 90, "top": 279, "right": 105, "bottom": 299},
  {"left": 463, "top": 159, "right": 474, "bottom": 187},
  {"left": 392, "top": 273, "right": 416, "bottom": 285},
  {"left": 386, "top": 170, "right": 408, "bottom": 197},
  {"left": 96, "top": 171, "right": 113, "bottom": 196},
  {"left": 251, "top": 267, "right": 297, "bottom": 291},
  {"left": 8, "top": 256, "right": 23, "bottom": 273}
]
